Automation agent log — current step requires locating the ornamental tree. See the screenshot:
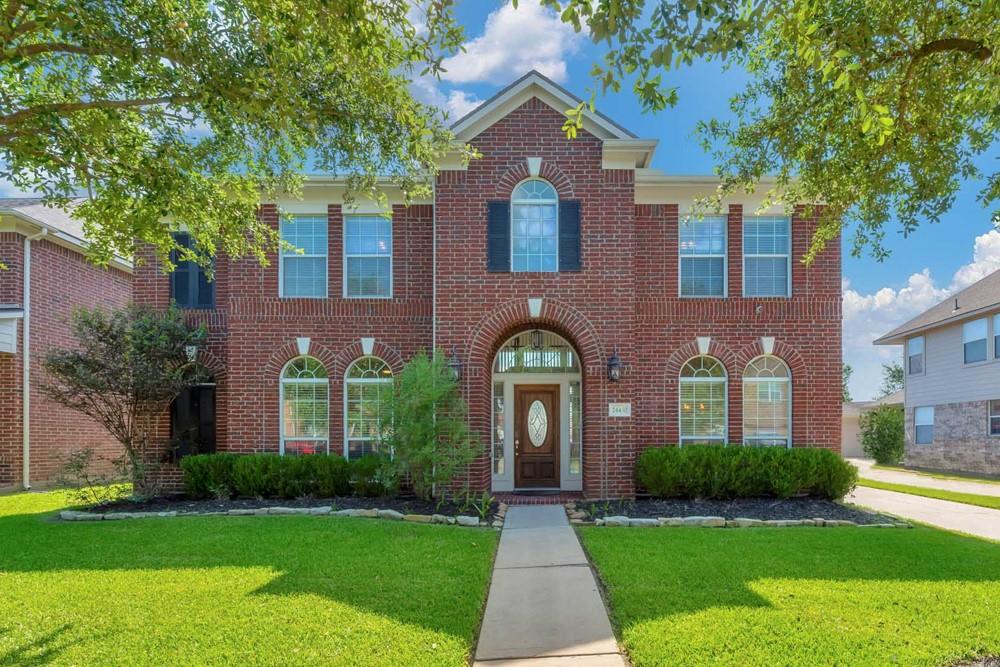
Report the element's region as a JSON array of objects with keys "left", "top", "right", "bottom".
[
  {"left": 42, "top": 304, "right": 206, "bottom": 488},
  {"left": 0, "top": 0, "right": 469, "bottom": 270},
  {"left": 541, "top": 0, "right": 999, "bottom": 260}
]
